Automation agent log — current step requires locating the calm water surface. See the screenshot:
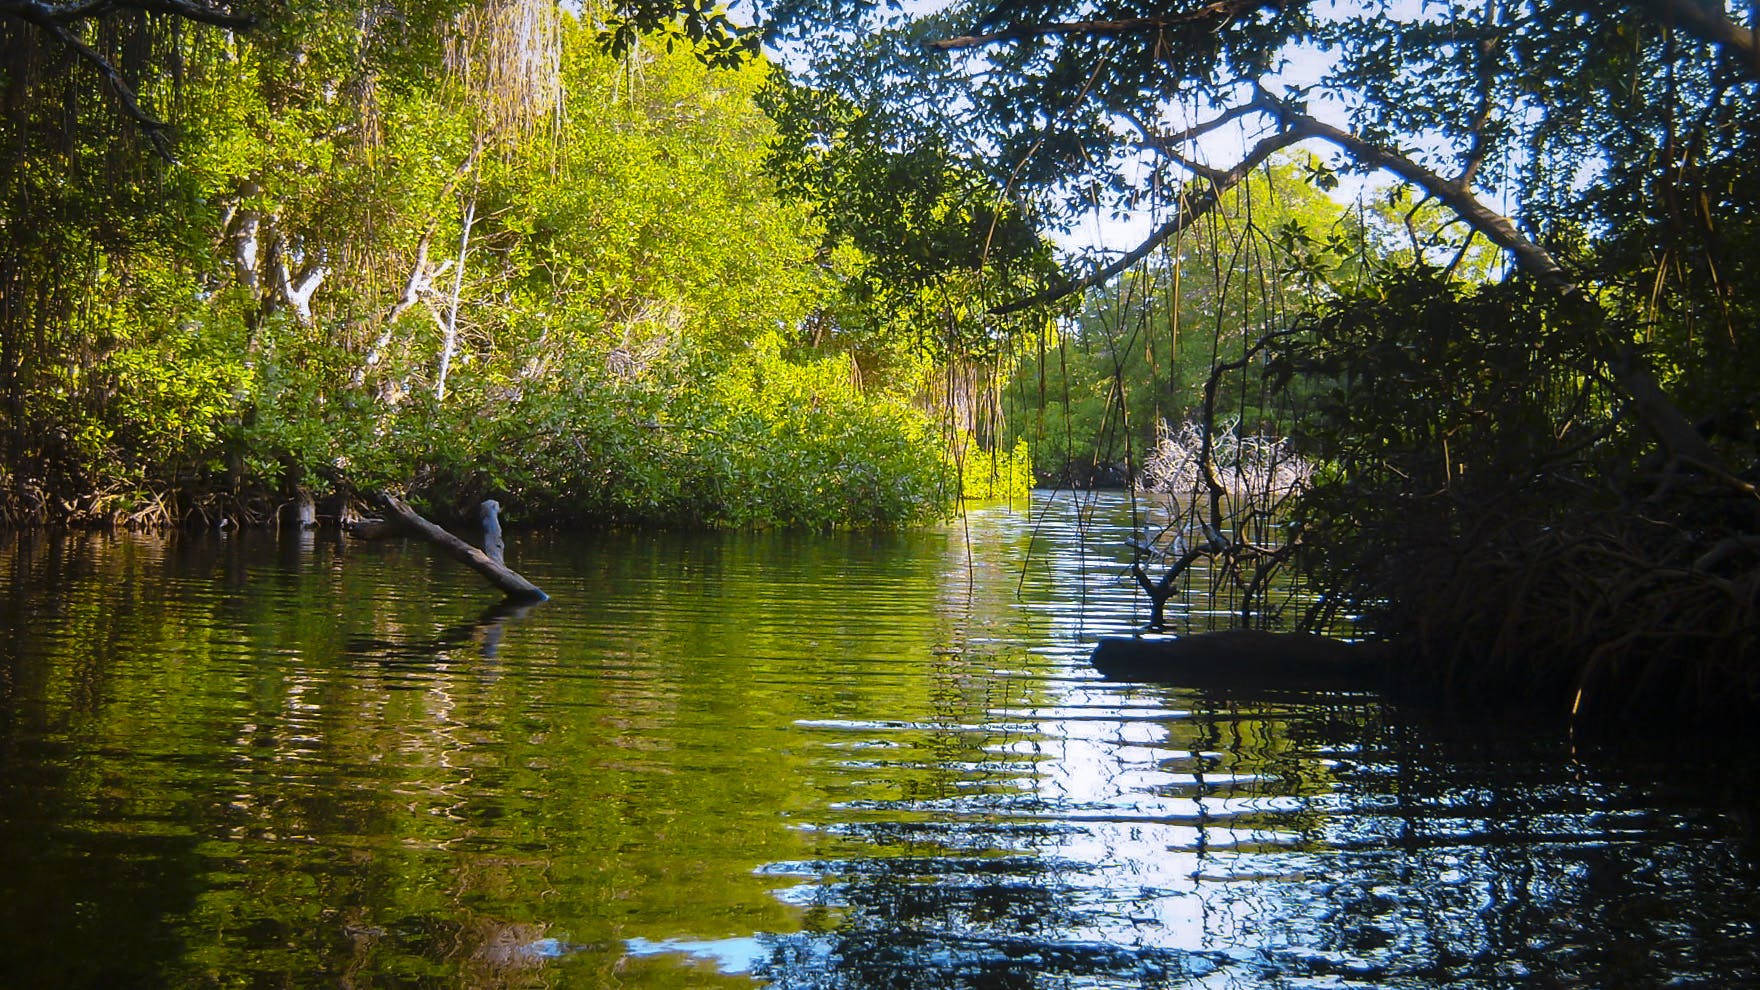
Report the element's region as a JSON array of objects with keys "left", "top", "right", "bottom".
[{"left": 0, "top": 491, "right": 1756, "bottom": 988}]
